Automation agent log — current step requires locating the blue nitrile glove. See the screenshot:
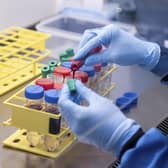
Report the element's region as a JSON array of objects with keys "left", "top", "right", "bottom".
[
  {"left": 58, "top": 80, "right": 140, "bottom": 155},
  {"left": 74, "top": 25, "right": 160, "bottom": 70}
]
